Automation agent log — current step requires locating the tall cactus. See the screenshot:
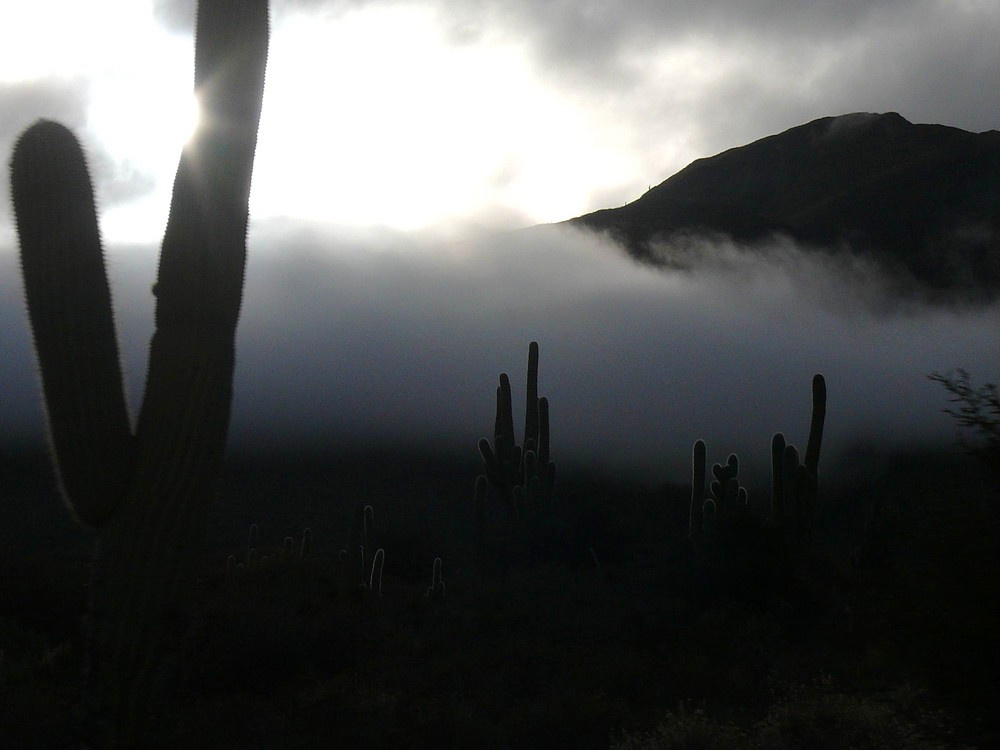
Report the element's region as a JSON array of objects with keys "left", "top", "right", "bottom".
[
  {"left": 479, "top": 341, "right": 557, "bottom": 517},
  {"left": 771, "top": 374, "right": 827, "bottom": 547},
  {"left": 9, "top": 0, "right": 269, "bottom": 743}
]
